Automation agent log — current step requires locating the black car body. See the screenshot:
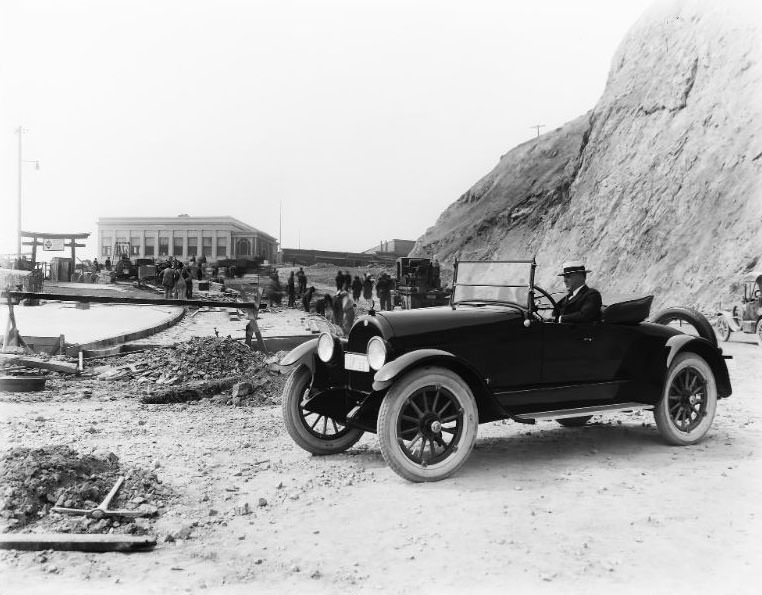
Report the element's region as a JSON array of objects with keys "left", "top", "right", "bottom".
[{"left": 281, "top": 259, "right": 732, "bottom": 482}]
